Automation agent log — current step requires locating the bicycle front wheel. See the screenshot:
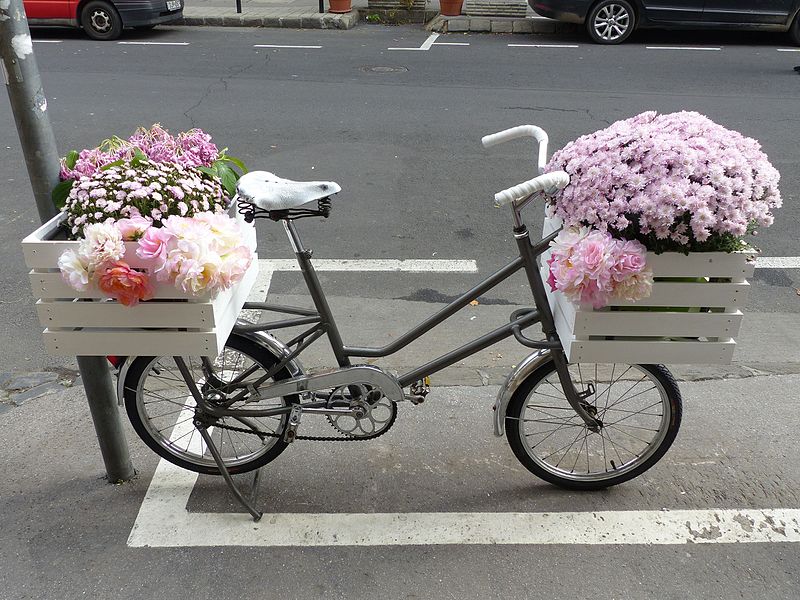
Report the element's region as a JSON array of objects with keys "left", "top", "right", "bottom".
[
  {"left": 505, "top": 361, "right": 681, "bottom": 490},
  {"left": 123, "top": 334, "right": 297, "bottom": 475}
]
